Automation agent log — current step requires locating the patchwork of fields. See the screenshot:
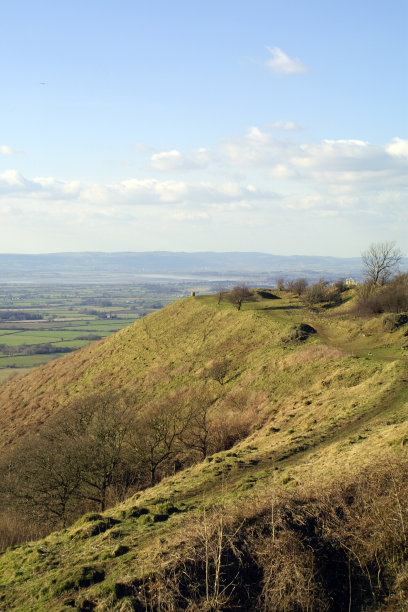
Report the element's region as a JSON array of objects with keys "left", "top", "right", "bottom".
[{"left": 0, "top": 282, "right": 212, "bottom": 381}]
